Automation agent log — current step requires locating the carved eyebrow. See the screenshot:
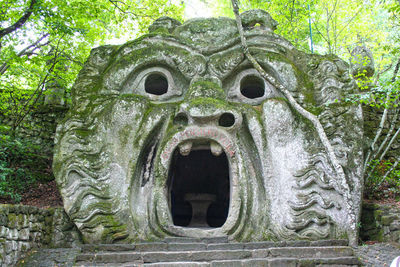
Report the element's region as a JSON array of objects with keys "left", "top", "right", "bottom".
[
  {"left": 208, "top": 46, "right": 246, "bottom": 79},
  {"left": 102, "top": 45, "right": 204, "bottom": 93}
]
